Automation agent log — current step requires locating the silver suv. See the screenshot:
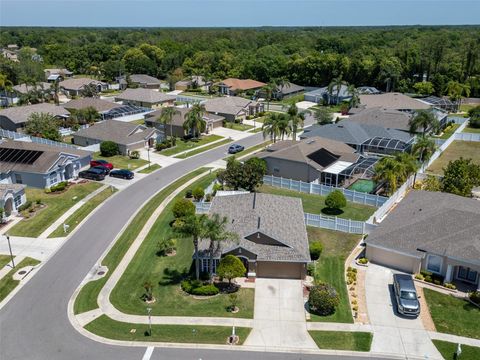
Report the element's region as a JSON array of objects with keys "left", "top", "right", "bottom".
[{"left": 393, "top": 274, "right": 420, "bottom": 317}]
